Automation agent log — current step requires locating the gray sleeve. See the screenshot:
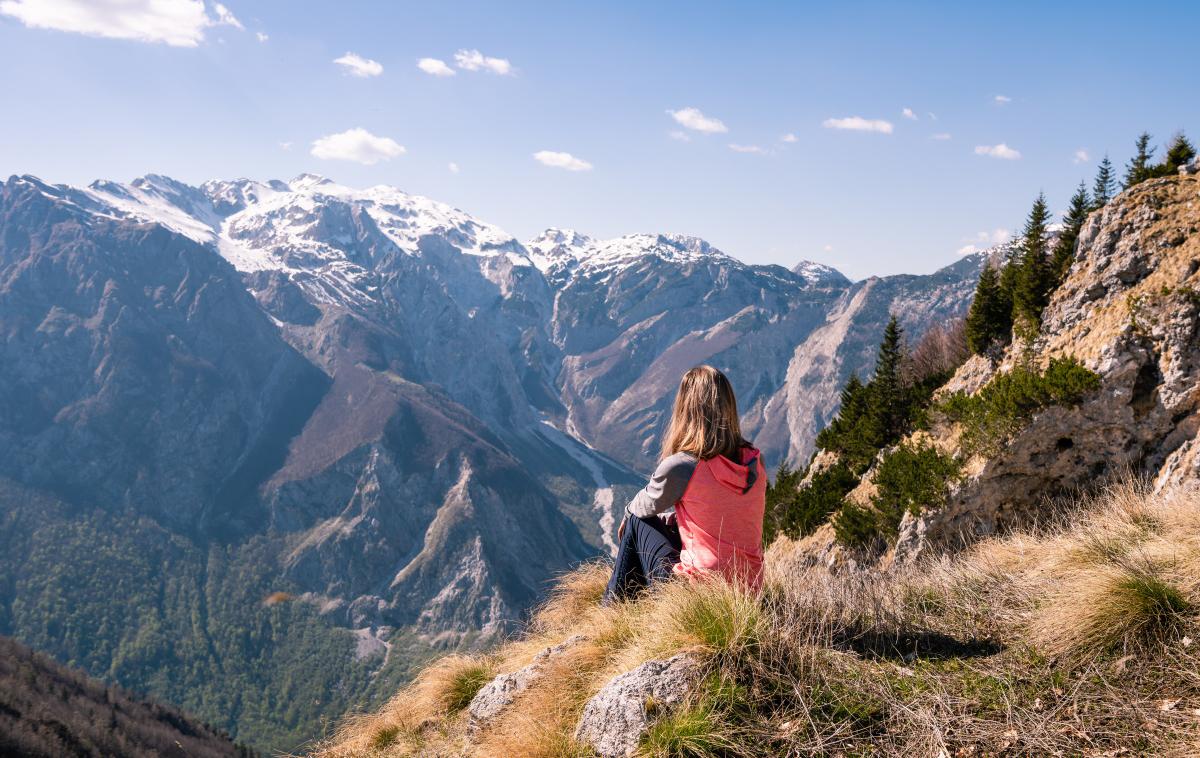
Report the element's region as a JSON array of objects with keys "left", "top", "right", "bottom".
[{"left": 626, "top": 453, "right": 697, "bottom": 517}]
